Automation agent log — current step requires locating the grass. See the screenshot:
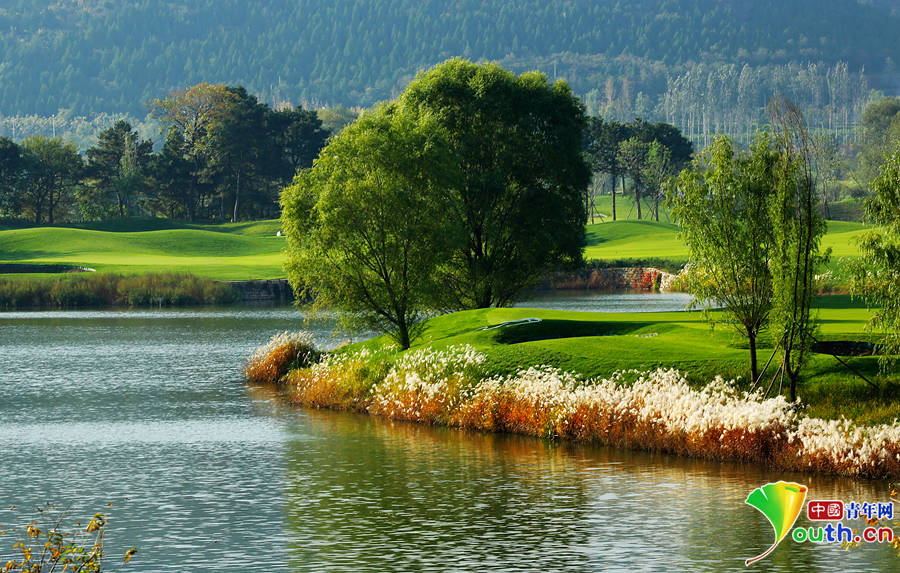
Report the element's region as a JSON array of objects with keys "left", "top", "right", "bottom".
[
  {"left": 340, "top": 295, "right": 898, "bottom": 426},
  {"left": 0, "top": 218, "right": 285, "bottom": 280},
  {"left": 584, "top": 218, "right": 870, "bottom": 268},
  {"left": 0, "top": 212, "right": 872, "bottom": 282}
]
